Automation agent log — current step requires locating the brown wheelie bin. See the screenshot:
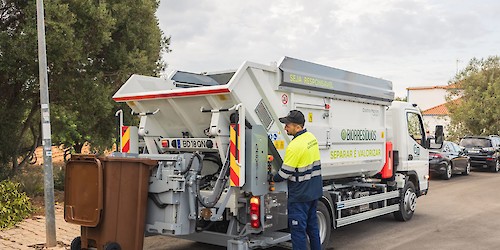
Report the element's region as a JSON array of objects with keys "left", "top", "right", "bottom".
[{"left": 65, "top": 154, "right": 156, "bottom": 250}]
